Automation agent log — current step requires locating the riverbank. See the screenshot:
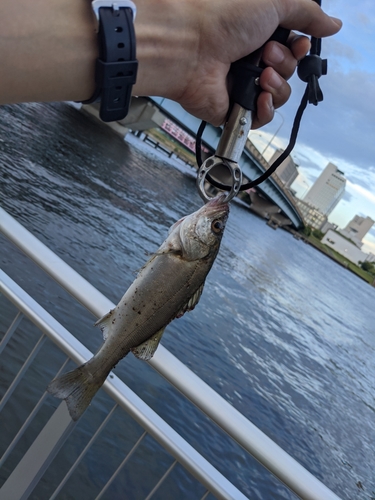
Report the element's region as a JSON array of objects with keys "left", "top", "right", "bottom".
[{"left": 300, "top": 233, "right": 375, "bottom": 285}]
